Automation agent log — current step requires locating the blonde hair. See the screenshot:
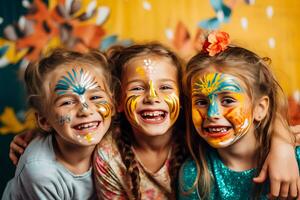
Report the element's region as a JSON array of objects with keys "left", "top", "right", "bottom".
[{"left": 183, "top": 46, "right": 291, "bottom": 199}]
